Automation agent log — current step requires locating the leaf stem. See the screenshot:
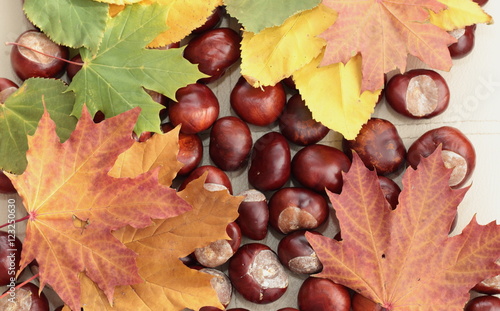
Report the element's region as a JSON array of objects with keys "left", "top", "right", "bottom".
[
  {"left": 0, "top": 214, "right": 30, "bottom": 229},
  {"left": 5, "top": 41, "right": 83, "bottom": 66}
]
